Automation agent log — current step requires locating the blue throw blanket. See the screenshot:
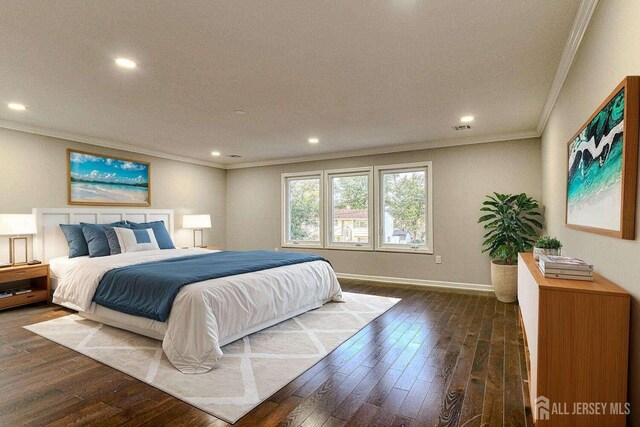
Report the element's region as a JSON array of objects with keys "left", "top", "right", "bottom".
[{"left": 92, "top": 251, "right": 329, "bottom": 322}]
